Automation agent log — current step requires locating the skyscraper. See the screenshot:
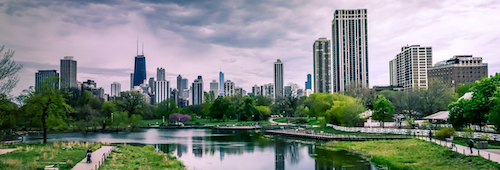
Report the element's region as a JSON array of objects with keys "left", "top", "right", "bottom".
[
  {"left": 210, "top": 80, "right": 218, "bottom": 96},
  {"left": 130, "top": 73, "right": 134, "bottom": 90},
  {"left": 60, "top": 56, "right": 77, "bottom": 89},
  {"left": 157, "top": 67, "right": 165, "bottom": 81},
  {"left": 223, "top": 80, "right": 235, "bottom": 96},
  {"left": 274, "top": 59, "right": 284, "bottom": 98},
  {"left": 133, "top": 54, "right": 146, "bottom": 87},
  {"left": 252, "top": 84, "right": 261, "bottom": 96},
  {"left": 263, "top": 83, "right": 274, "bottom": 97},
  {"left": 155, "top": 80, "right": 170, "bottom": 104},
  {"left": 149, "top": 77, "right": 155, "bottom": 94},
  {"left": 35, "top": 70, "right": 59, "bottom": 91},
  {"left": 313, "top": 38, "right": 331, "bottom": 93},
  {"left": 177, "top": 75, "right": 182, "bottom": 92},
  {"left": 390, "top": 45, "right": 432, "bottom": 90},
  {"left": 332, "top": 9, "right": 369, "bottom": 92},
  {"left": 192, "top": 76, "right": 203, "bottom": 105},
  {"left": 284, "top": 86, "right": 292, "bottom": 97},
  {"left": 182, "top": 78, "right": 188, "bottom": 90},
  {"left": 219, "top": 71, "right": 224, "bottom": 96},
  {"left": 111, "top": 82, "right": 121, "bottom": 97},
  {"left": 305, "top": 74, "right": 312, "bottom": 90}
]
